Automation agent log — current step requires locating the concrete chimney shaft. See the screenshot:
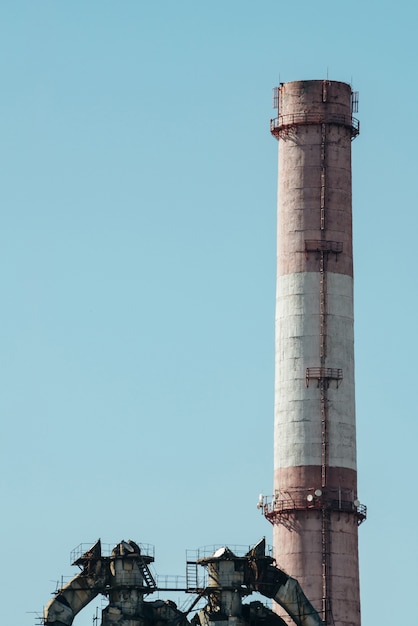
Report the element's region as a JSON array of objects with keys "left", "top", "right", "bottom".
[{"left": 269, "top": 80, "right": 364, "bottom": 626}]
